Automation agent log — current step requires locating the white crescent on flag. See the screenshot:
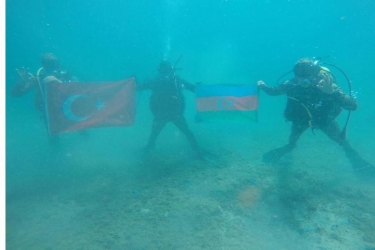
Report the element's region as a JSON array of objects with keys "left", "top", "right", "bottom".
[{"left": 62, "top": 94, "right": 91, "bottom": 122}]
